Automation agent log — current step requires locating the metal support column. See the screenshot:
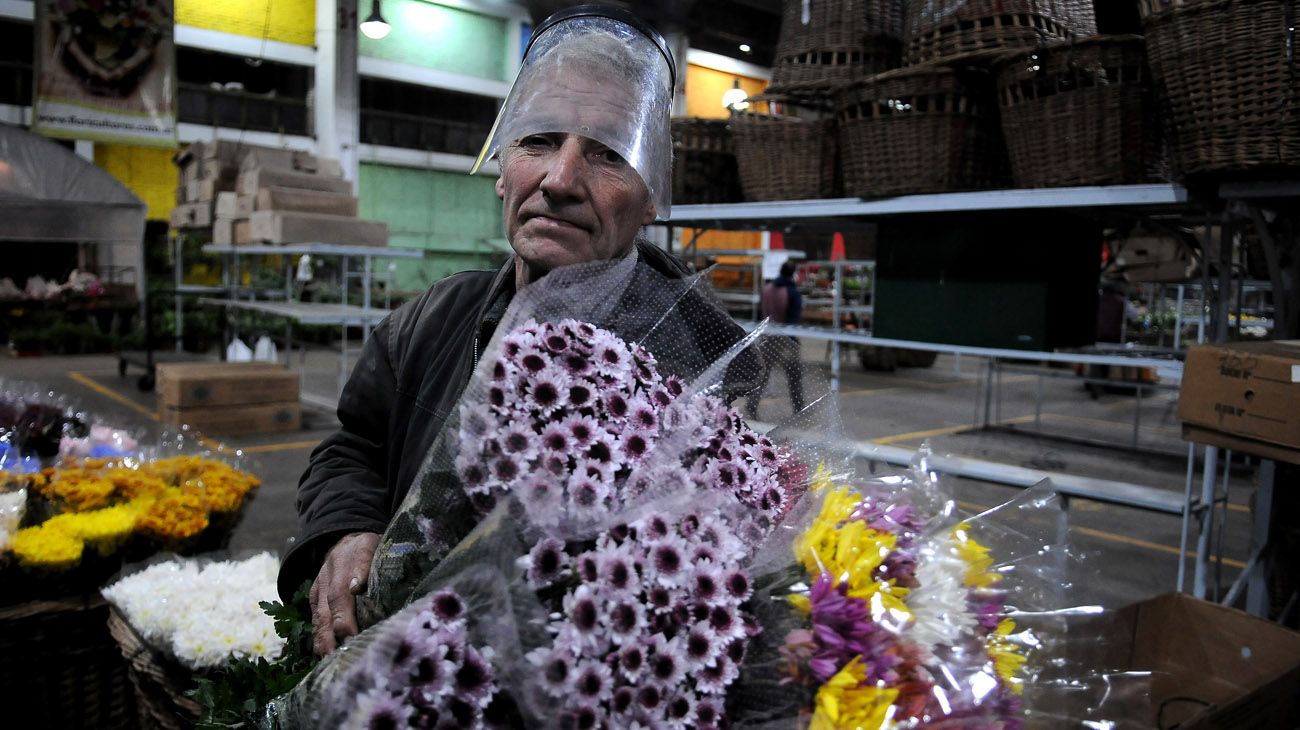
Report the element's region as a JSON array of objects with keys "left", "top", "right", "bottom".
[{"left": 1193, "top": 445, "right": 1221, "bottom": 599}]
